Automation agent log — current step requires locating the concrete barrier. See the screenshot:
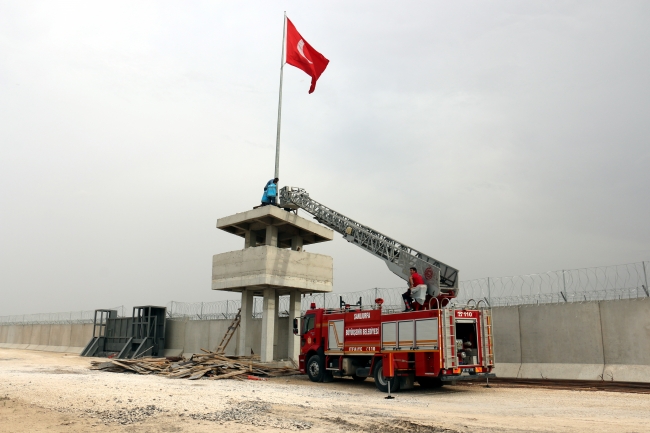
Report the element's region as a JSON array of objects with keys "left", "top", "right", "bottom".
[
  {"left": 600, "top": 298, "right": 650, "bottom": 382},
  {"left": 490, "top": 299, "right": 650, "bottom": 383},
  {"left": 208, "top": 320, "right": 237, "bottom": 356},
  {"left": 27, "top": 324, "right": 42, "bottom": 349},
  {"left": 69, "top": 323, "right": 91, "bottom": 352},
  {"left": 491, "top": 306, "right": 521, "bottom": 378},
  {"left": 182, "top": 320, "right": 211, "bottom": 358},
  {"left": 249, "top": 318, "right": 262, "bottom": 356},
  {"left": 2, "top": 325, "right": 31, "bottom": 349},
  {"left": 0, "top": 326, "right": 8, "bottom": 344},
  {"left": 34, "top": 324, "right": 53, "bottom": 351},
  {"left": 46, "top": 324, "right": 72, "bottom": 353},
  {"left": 0, "top": 323, "right": 91, "bottom": 354},
  {"left": 2, "top": 298, "right": 649, "bottom": 383},
  {"left": 25, "top": 324, "right": 49, "bottom": 352},
  {"left": 0, "top": 325, "right": 25, "bottom": 349},
  {"left": 274, "top": 317, "right": 290, "bottom": 361},
  {"left": 517, "top": 302, "right": 605, "bottom": 380},
  {"left": 165, "top": 319, "right": 187, "bottom": 357}
]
